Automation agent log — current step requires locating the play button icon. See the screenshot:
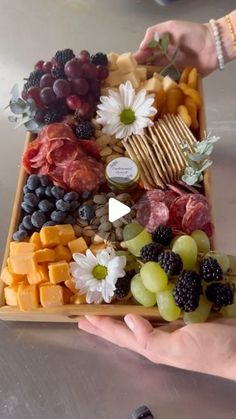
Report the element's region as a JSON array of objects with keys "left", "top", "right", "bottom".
[{"left": 108, "top": 198, "right": 131, "bottom": 223}]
